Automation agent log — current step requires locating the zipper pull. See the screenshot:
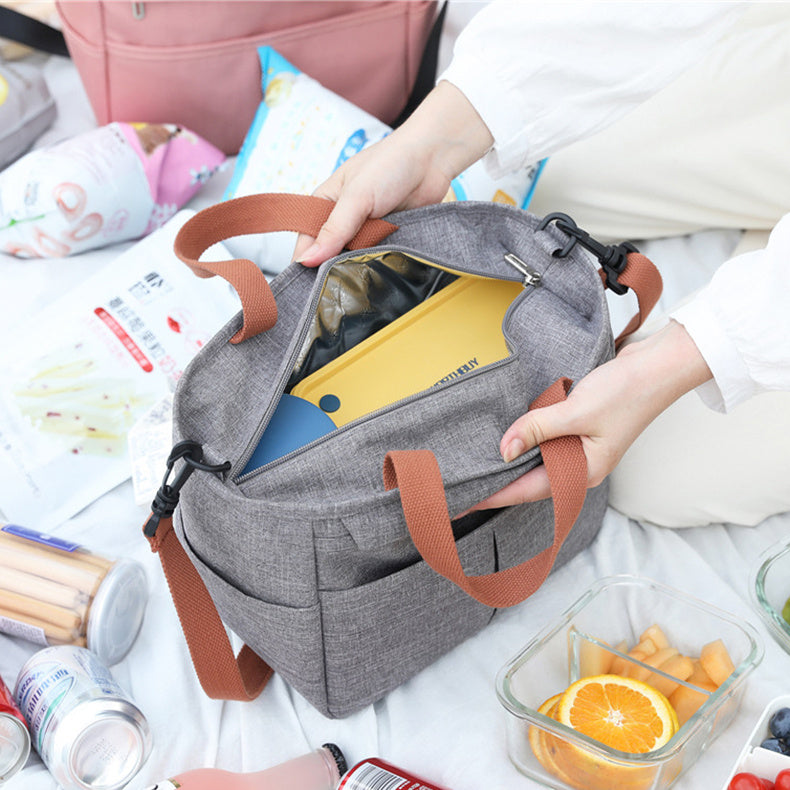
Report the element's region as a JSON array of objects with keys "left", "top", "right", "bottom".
[
  {"left": 131, "top": 2, "right": 145, "bottom": 20},
  {"left": 504, "top": 253, "right": 542, "bottom": 287}
]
